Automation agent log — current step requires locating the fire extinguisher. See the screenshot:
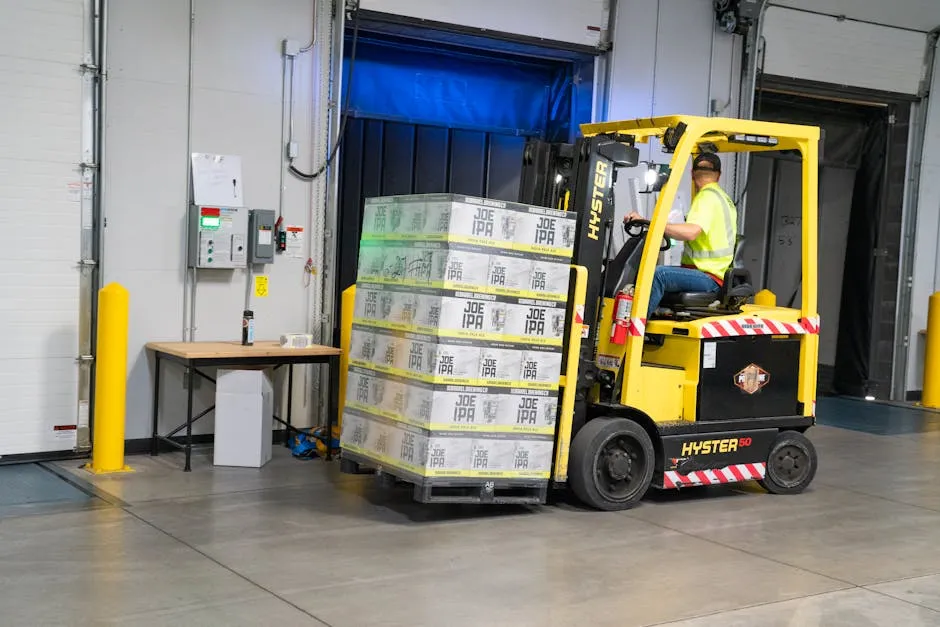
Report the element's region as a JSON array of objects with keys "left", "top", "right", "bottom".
[{"left": 610, "top": 286, "right": 634, "bottom": 345}]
